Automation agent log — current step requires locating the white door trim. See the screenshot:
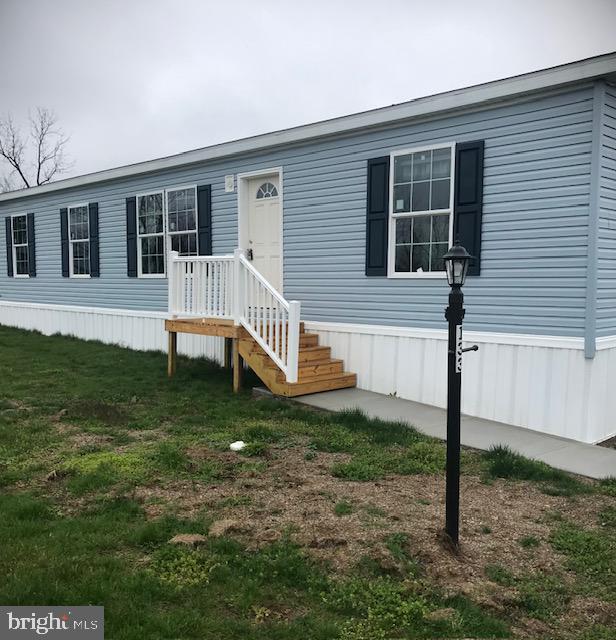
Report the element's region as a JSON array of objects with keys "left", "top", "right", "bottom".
[{"left": 237, "top": 166, "right": 284, "bottom": 291}]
